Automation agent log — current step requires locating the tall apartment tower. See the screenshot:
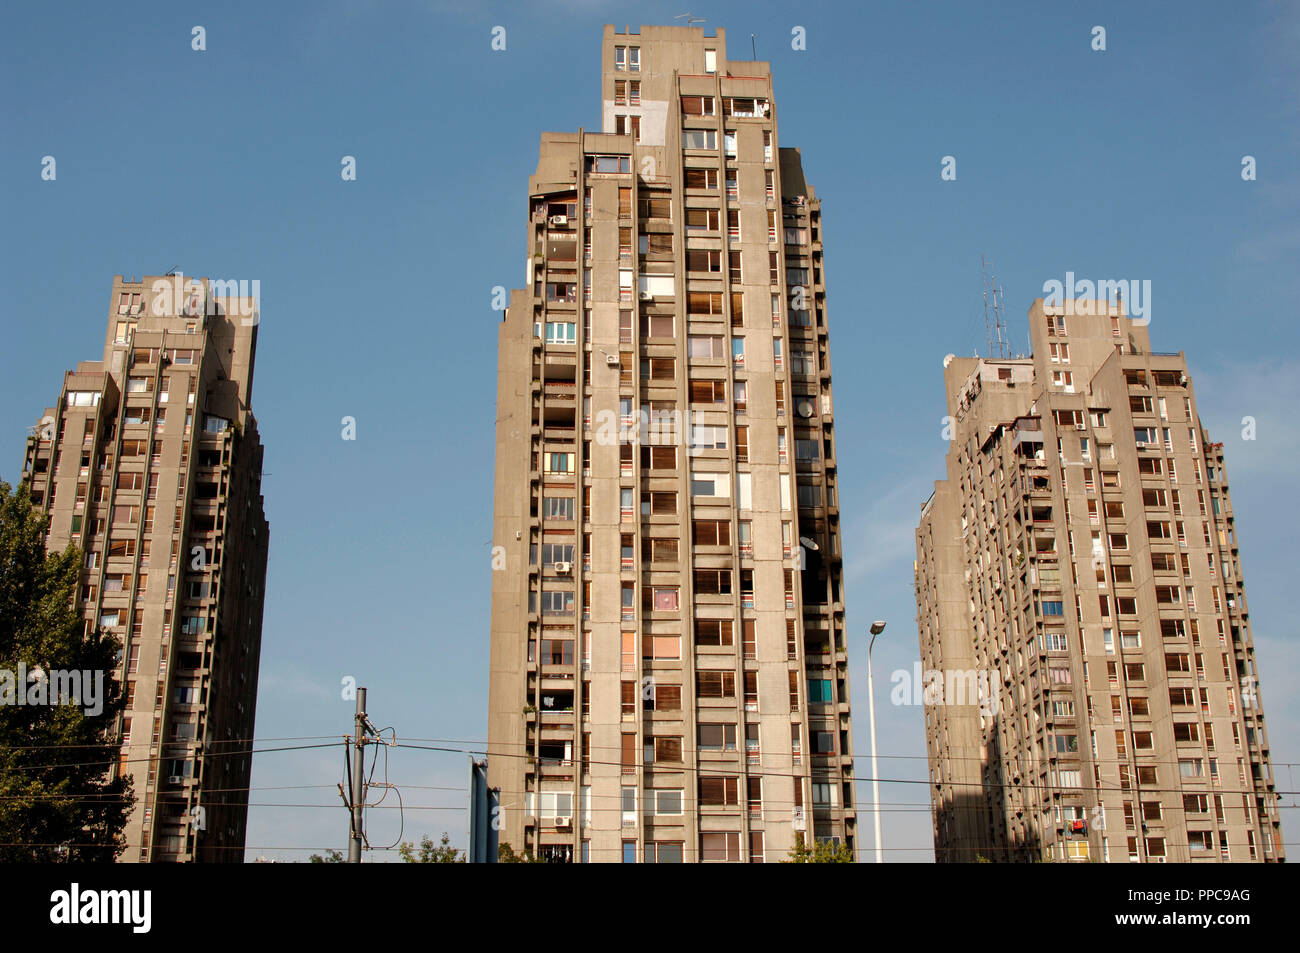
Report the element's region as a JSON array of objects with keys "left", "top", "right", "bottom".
[
  {"left": 20, "top": 275, "right": 269, "bottom": 862},
  {"left": 914, "top": 299, "right": 1284, "bottom": 862},
  {"left": 487, "top": 25, "right": 855, "bottom": 862}
]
